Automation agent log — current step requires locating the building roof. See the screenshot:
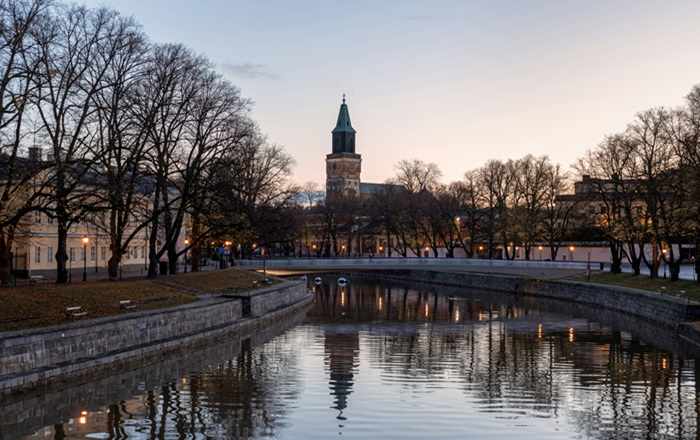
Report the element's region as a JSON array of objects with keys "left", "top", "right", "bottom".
[
  {"left": 359, "top": 182, "right": 403, "bottom": 195},
  {"left": 332, "top": 96, "right": 355, "bottom": 134}
]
